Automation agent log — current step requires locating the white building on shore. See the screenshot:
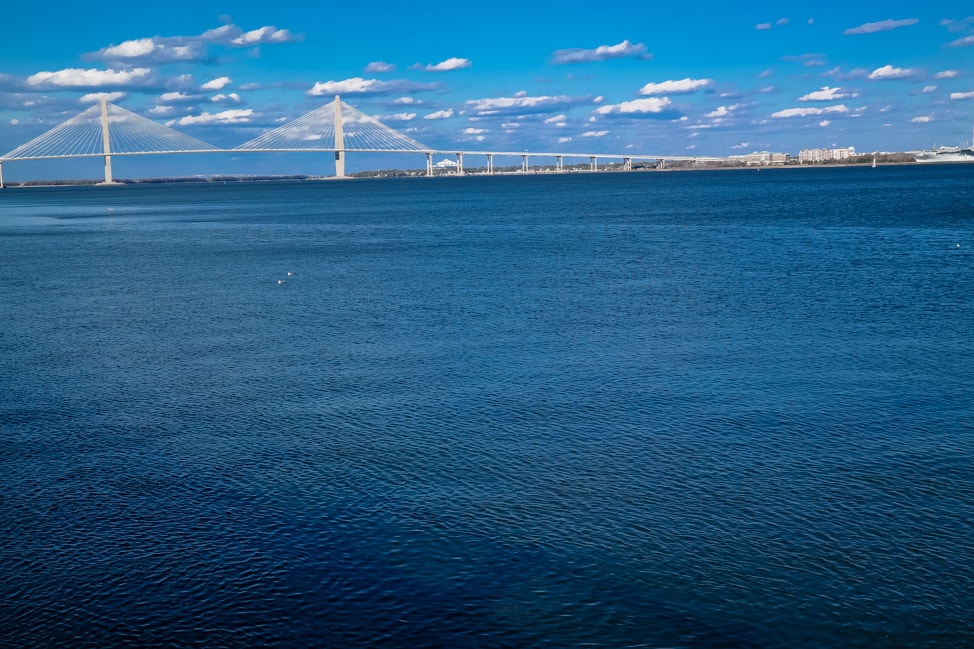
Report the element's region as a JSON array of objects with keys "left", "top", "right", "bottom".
[
  {"left": 798, "top": 147, "right": 856, "bottom": 163},
  {"left": 729, "top": 151, "right": 790, "bottom": 165}
]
